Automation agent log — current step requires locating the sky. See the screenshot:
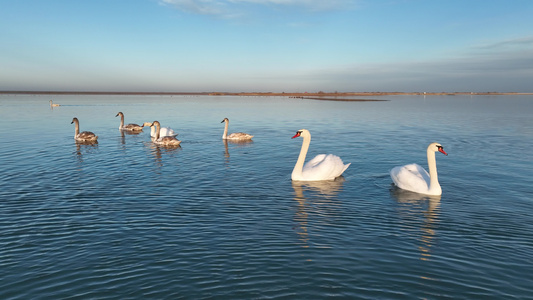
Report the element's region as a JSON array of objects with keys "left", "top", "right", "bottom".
[{"left": 1, "top": 0, "right": 533, "bottom": 93}]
